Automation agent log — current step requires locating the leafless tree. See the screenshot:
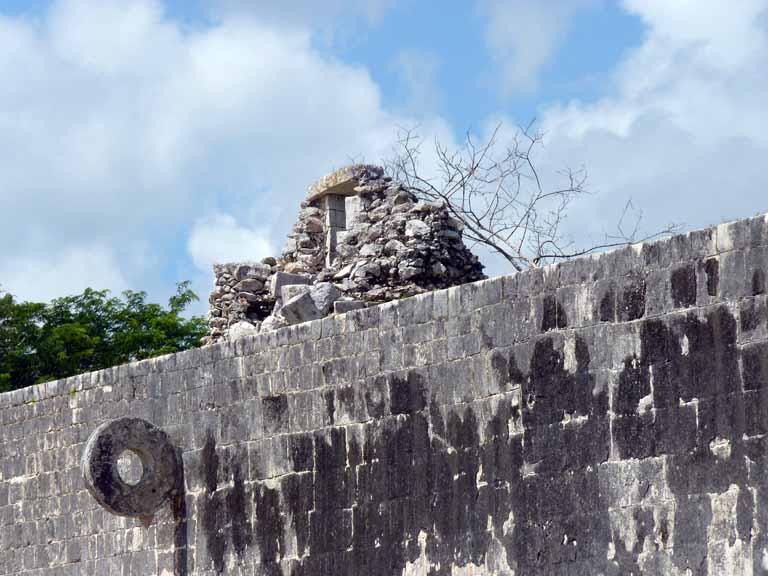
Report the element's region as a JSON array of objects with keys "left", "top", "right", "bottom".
[{"left": 386, "top": 121, "right": 679, "bottom": 272}]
